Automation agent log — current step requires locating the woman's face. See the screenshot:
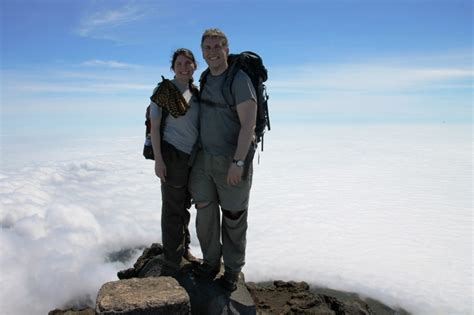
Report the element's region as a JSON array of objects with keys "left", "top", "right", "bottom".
[{"left": 173, "top": 54, "right": 196, "bottom": 82}]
